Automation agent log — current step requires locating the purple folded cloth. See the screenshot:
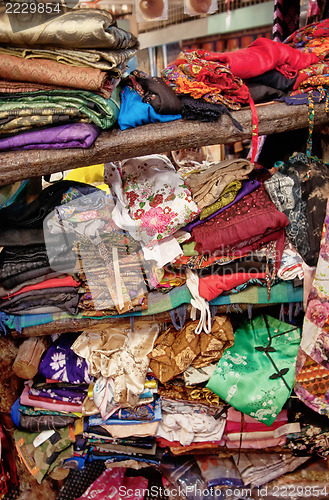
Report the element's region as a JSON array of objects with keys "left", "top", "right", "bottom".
[
  {"left": 29, "top": 385, "right": 88, "bottom": 404},
  {"left": 0, "top": 123, "right": 100, "bottom": 151},
  {"left": 183, "top": 179, "right": 261, "bottom": 232}
]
